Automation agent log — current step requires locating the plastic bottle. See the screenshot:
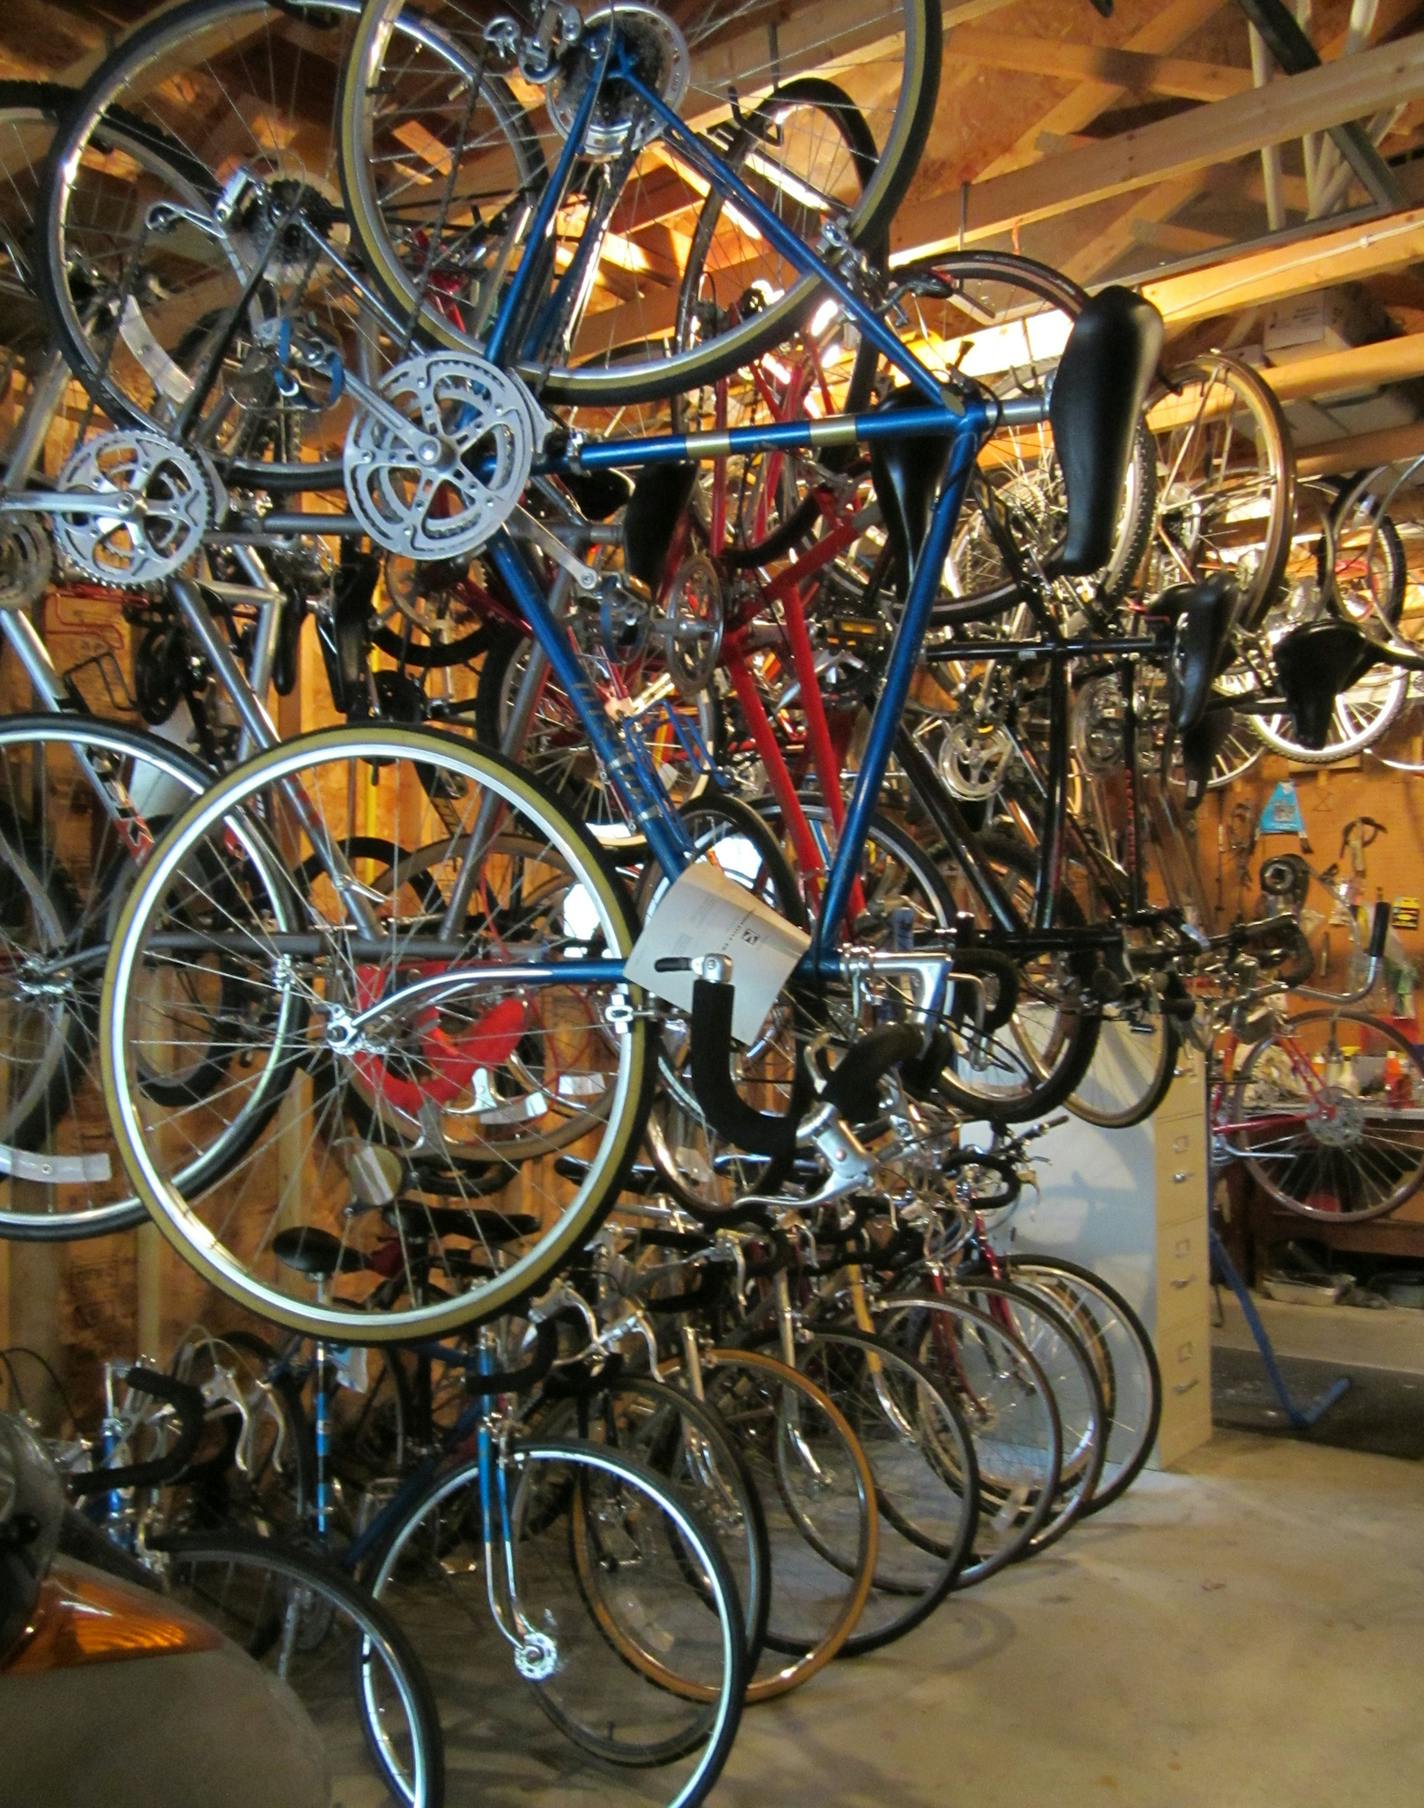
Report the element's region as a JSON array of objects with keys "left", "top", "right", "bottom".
[
  {"left": 1384, "top": 1047, "right": 1414, "bottom": 1108},
  {"left": 1339, "top": 1046, "right": 1360, "bottom": 1094}
]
